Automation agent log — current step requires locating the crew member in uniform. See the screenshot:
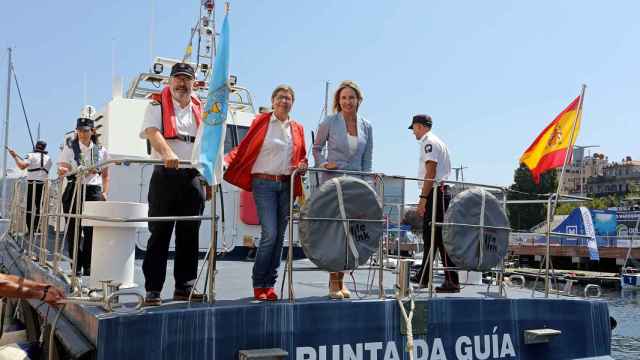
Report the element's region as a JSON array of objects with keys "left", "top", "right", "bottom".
[
  {"left": 58, "top": 106, "right": 110, "bottom": 276},
  {"left": 8, "top": 140, "right": 52, "bottom": 235},
  {"left": 139, "top": 63, "right": 207, "bottom": 306},
  {"left": 408, "top": 114, "right": 459, "bottom": 292}
]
